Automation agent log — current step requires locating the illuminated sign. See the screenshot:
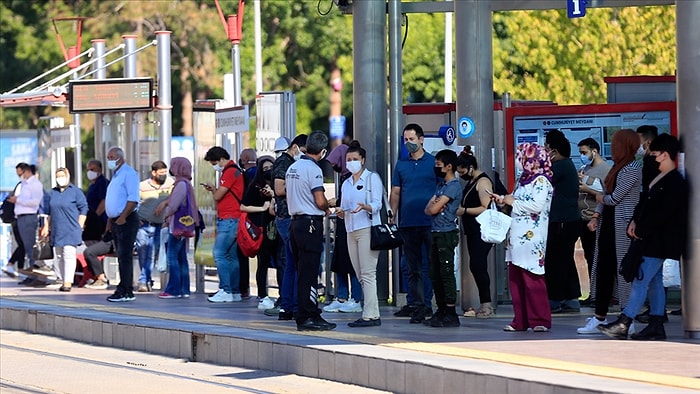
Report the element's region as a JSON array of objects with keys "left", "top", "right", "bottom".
[{"left": 69, "top": 78, "right": 153, "bottom": 113}]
